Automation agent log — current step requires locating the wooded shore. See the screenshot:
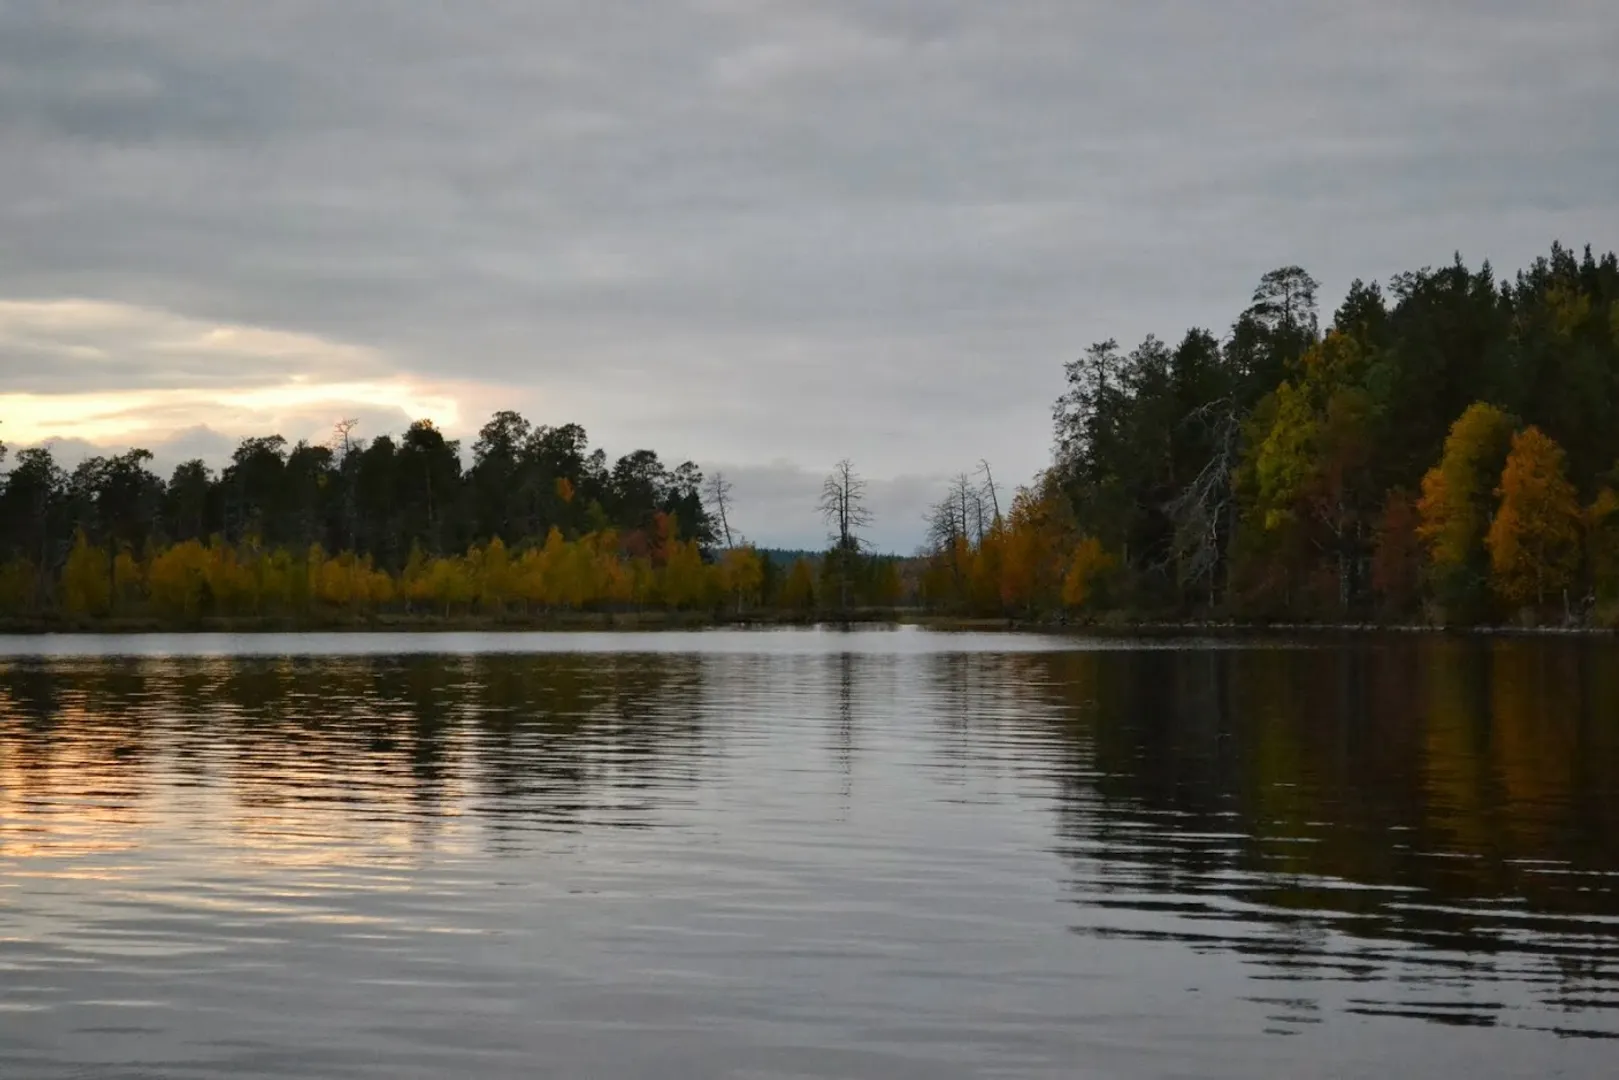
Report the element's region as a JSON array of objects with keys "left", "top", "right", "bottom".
[{"left": 3, "top": 610, "right": 1611, "bottom": 637}]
